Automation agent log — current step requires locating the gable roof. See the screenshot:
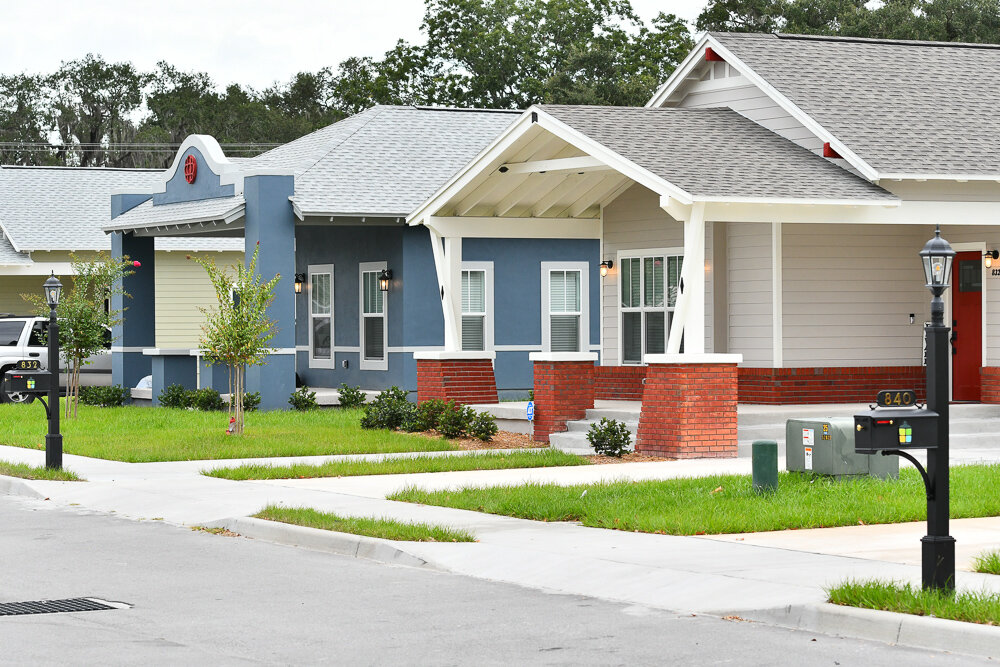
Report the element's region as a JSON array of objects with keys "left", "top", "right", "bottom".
[
  {"left": 282, "top": 106, "right": 520, "bottom": 217},
  {"left": 539, "top": 105, "right": 896, "bottom": 202},
  {"left": 0, "top": 166, "right": 242, "bottom": 254},
  {"left": 707, "top": 32, "right": 1000, "bottom": 177}
]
